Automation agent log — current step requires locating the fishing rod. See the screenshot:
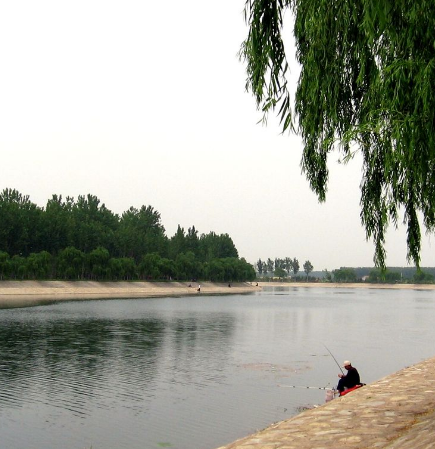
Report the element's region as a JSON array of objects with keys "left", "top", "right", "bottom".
[{"left": 324, "top": 344, "right": 344, "bottom": 375}]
